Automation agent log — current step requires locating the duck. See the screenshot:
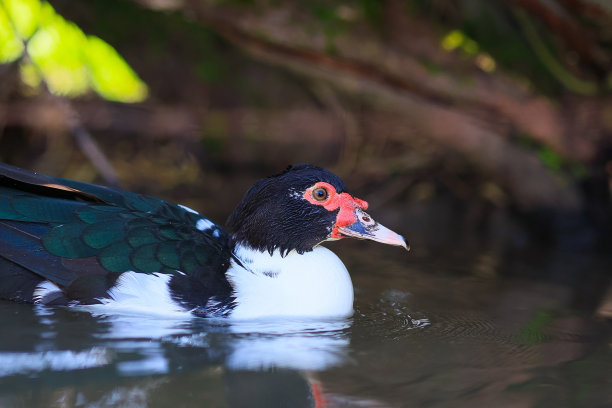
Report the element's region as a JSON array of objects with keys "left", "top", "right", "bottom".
[{"left": 0, "top": 163, "right": 408, "bottom": 319}]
